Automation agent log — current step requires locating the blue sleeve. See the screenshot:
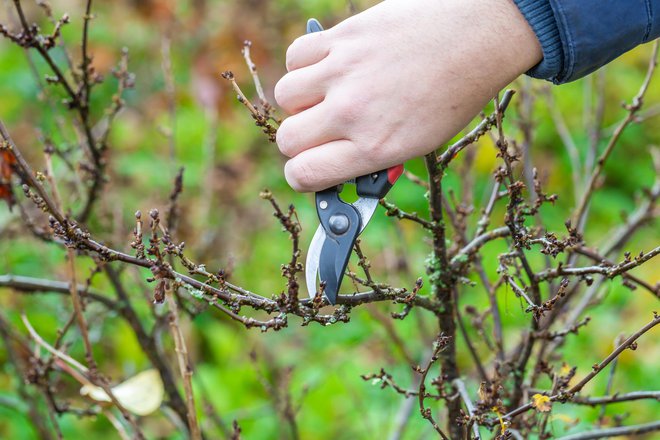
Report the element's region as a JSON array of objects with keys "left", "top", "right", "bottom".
[{"left": 514, "top": 0, "right": 660, "bottom": 84}]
